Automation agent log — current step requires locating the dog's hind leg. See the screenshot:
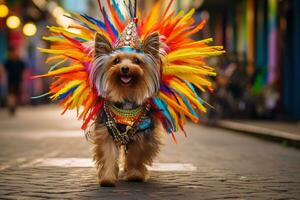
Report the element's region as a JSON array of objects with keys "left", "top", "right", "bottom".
[
  {"left": 124, "top": 121, "right": 164, "bottom": 182},
  {"left": 92, "top": 124, "right": 119, "bottom": 187}
]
